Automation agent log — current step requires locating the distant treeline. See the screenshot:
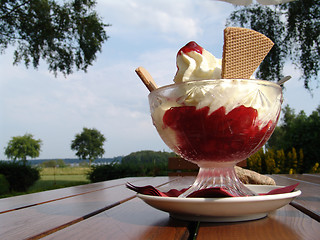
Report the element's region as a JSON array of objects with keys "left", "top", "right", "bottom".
[
  {"left": 88, "top": 150, "right": 176, "bottom": 182},
  {"left": 25, "top": 157, "right": 122, "bottom": 166}
]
